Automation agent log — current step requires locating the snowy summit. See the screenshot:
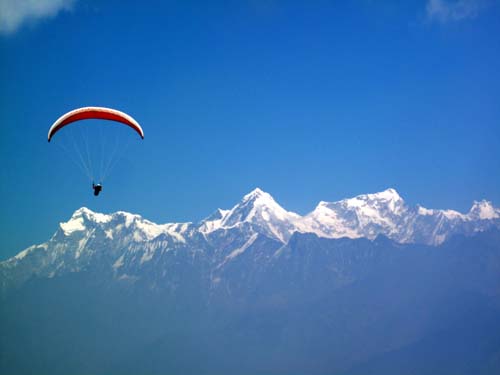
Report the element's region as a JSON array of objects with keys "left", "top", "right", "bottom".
[{"left": 2, "top": 187, "right": 500, "bottom": 276}]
